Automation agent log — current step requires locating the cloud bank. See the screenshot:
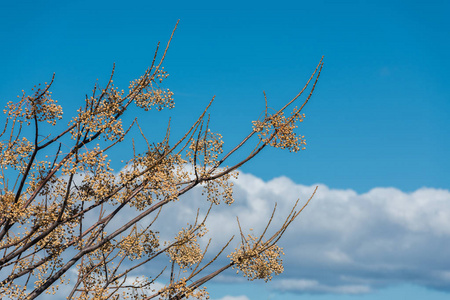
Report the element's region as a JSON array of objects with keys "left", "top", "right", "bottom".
[
  {"left": 41, "top": 169, "right": 450, "bottom": 297},
  {"left": 213, "top": 296, "right": 250, "bottom": 300},
  {"left": 158, "top": 171, "right": 450, "bottom": 295}
]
